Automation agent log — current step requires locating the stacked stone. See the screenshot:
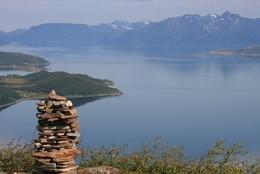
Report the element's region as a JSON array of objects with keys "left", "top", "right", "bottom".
[{"left": 33, "top": 90, "right": 80, "bottom": 174}]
